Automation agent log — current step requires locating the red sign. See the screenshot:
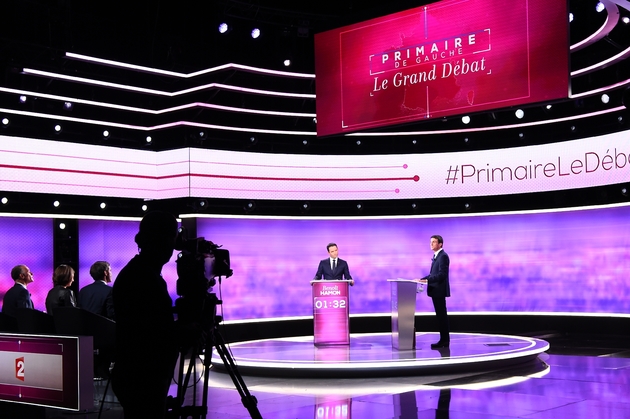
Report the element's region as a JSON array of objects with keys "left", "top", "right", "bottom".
[
  {"left": 315, "top": 0, "right": 569, "bottom": 136},
  {"left": 15, "top": 356, "right": 25, "bottom": 381}
]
